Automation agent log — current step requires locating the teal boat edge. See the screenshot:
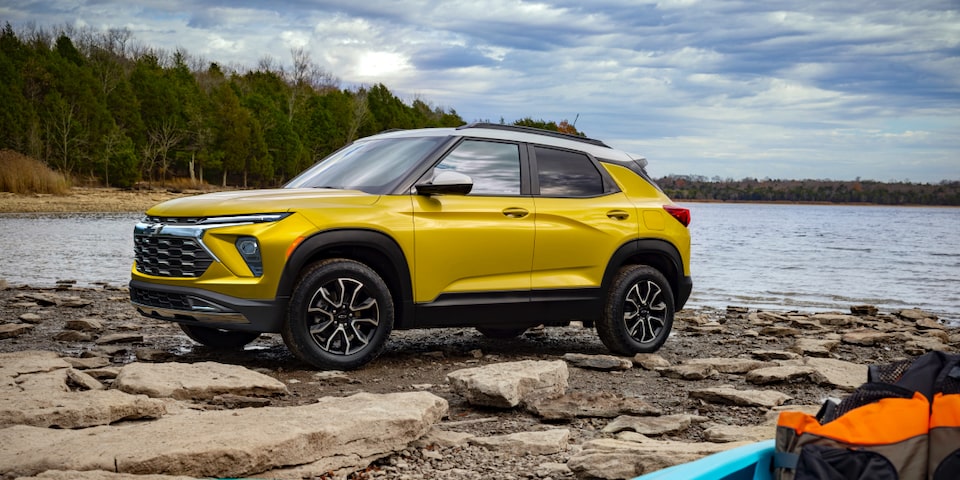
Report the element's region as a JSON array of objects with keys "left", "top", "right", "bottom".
[{"left": 632, "top": 439, "right": 775, "bottom": 480}]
